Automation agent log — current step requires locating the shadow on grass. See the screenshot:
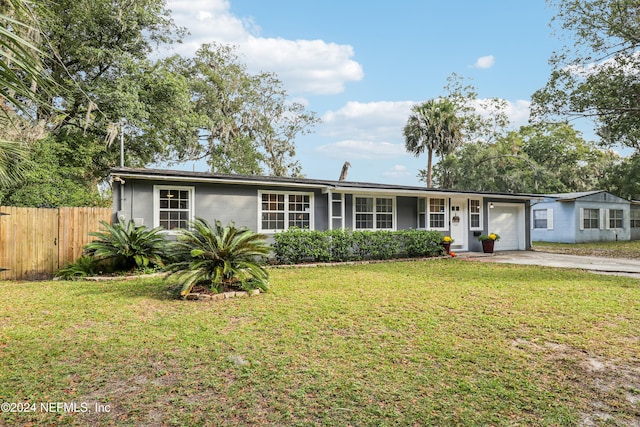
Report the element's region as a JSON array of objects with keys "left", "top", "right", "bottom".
[{"left": 72, "top": 276, "right": 176, "bottom": 301}]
